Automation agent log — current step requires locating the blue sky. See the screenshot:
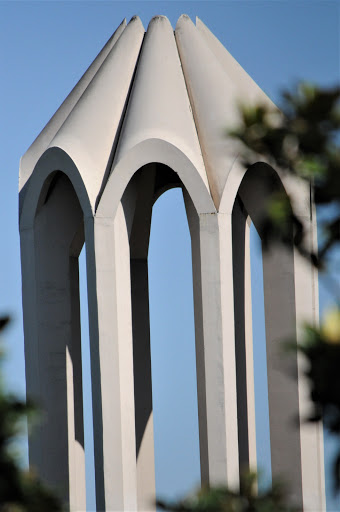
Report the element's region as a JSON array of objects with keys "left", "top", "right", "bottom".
[{"left": 0, "top": 1, "right": 339, "bottom": 510}]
